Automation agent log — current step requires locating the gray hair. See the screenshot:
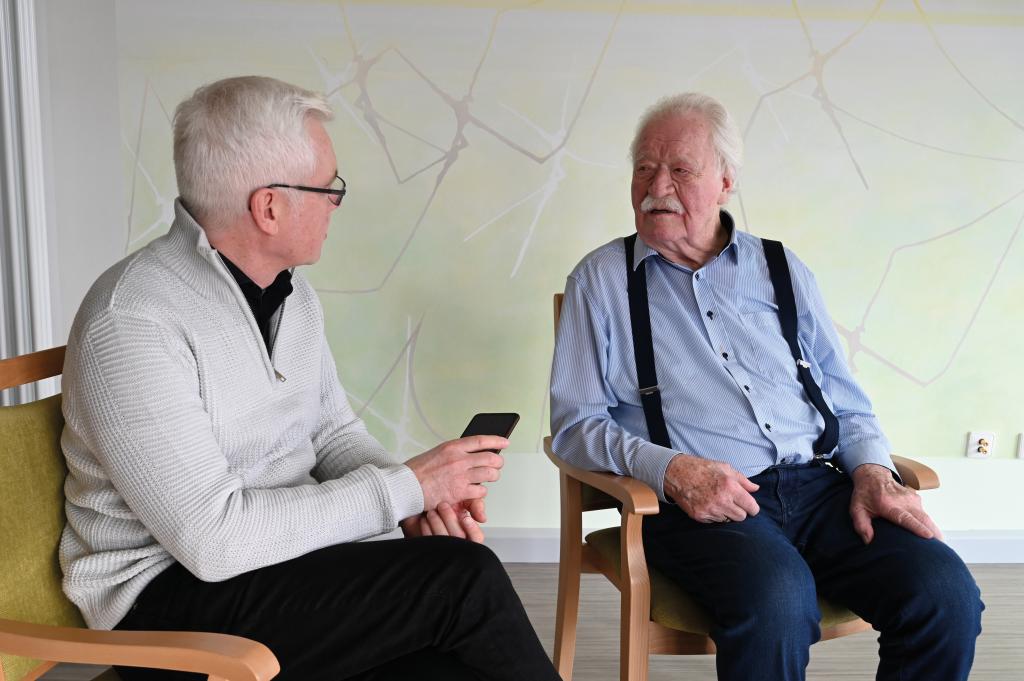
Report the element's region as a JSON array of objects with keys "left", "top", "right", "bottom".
[
  {"left": 630, "top": 92, "right": 743, "bottom": 188},
  {"left": 173, "top": 76, "right": 333, "bottom": 223}
]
